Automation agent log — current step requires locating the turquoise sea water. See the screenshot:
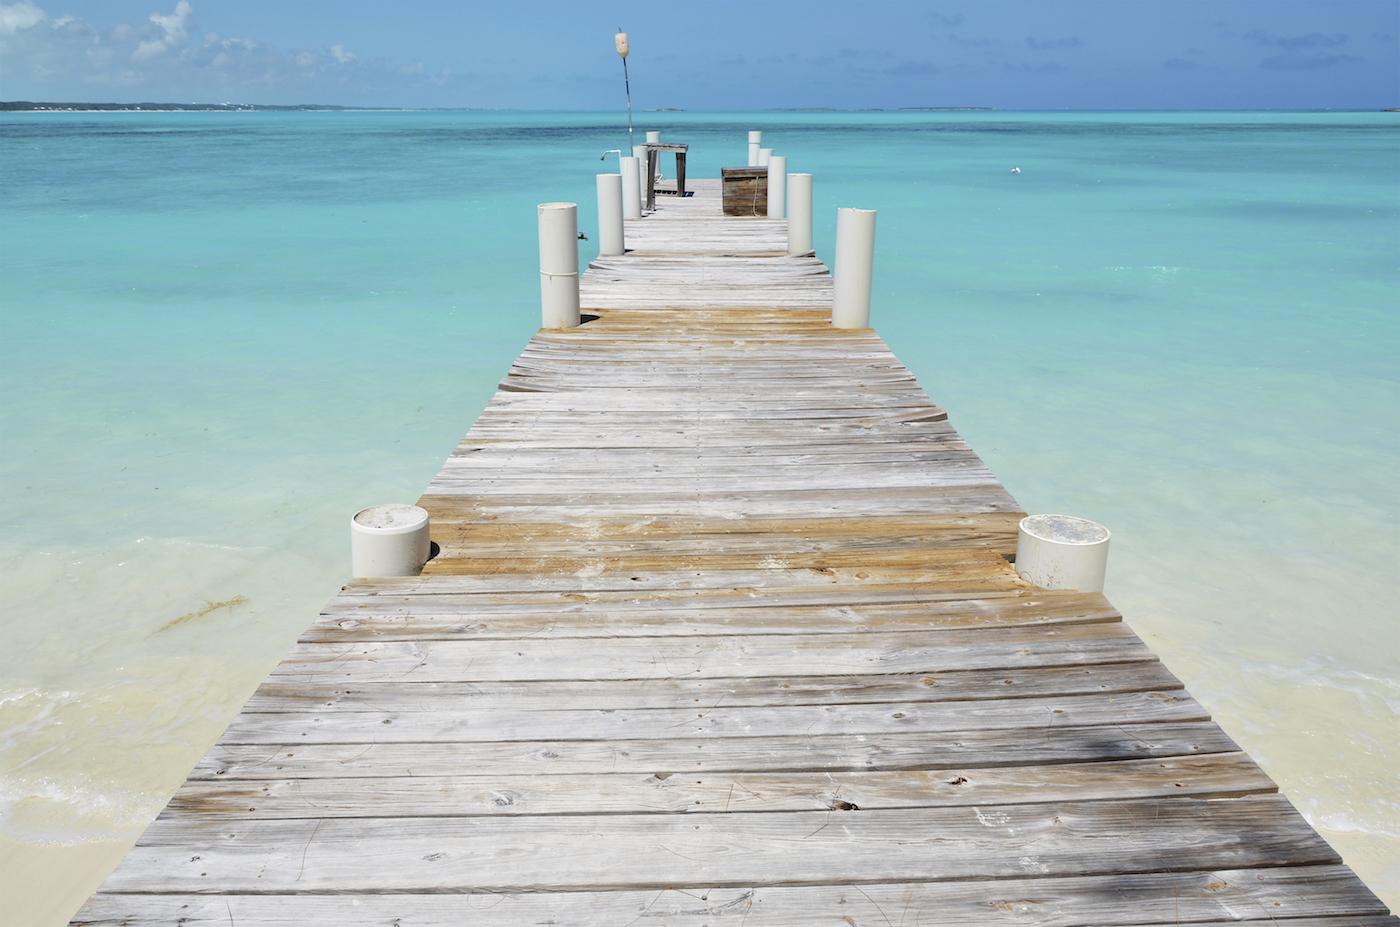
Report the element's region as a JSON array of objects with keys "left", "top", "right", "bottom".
[{"left": 2, "top": 111, "right": 1397, "bottom": 905}]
